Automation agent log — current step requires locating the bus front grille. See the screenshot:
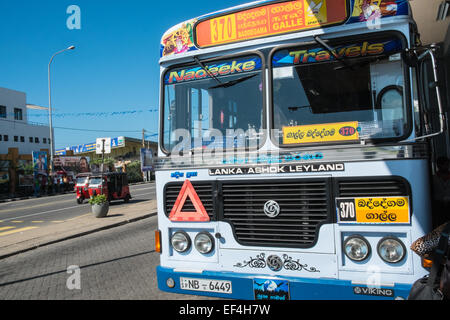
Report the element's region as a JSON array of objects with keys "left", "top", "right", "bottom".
[{"left": 221, "top": 179, "right": 333, "bottom": 248}]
